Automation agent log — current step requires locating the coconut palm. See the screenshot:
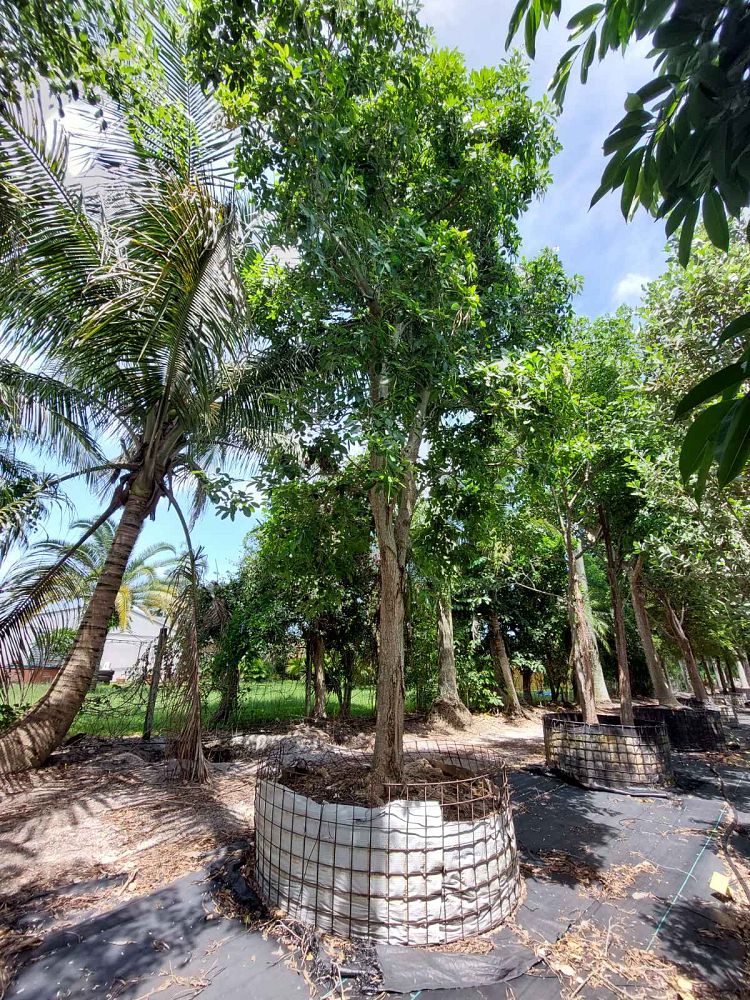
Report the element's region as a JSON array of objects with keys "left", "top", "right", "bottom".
[{"left": 0, "top": 15, "right": 300, "bottom": 776}]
